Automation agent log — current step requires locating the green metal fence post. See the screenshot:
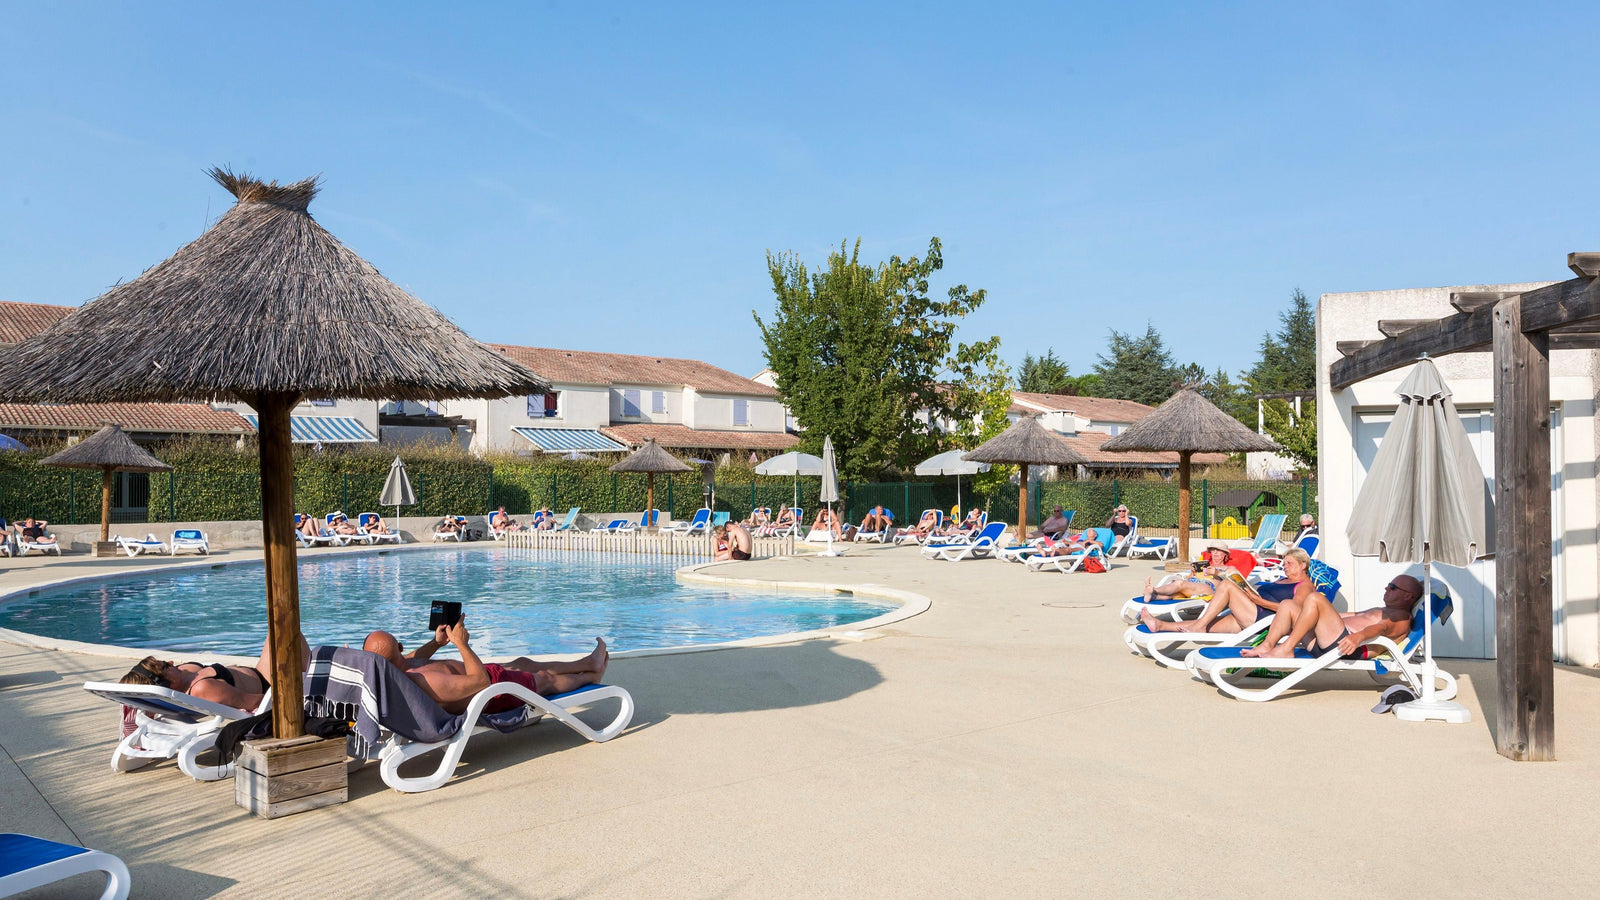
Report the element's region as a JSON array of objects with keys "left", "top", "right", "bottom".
[
  {"left": 1301, "top": 476, "right": 1309, "bottom": 513},
  {"left": 169, "top": 473, "right": 176, "bottom": 521},
  {"left": 611, "top": 473, "right": 617, "bottom": 510},
  {"left": 552, "top": 473, "right": 558, "bottom": 510},
  {"left": 667, "top": 478, "right": 673, "bottom": 514},
  {"left": 342, "top": 473, "right": 350, "bottom": 513},
  {"left": 750, "top": 482, "right": 756, "bottom": 515},
  {"left": 68, "top": 472, "right": 76, "bottom": 524},
  {"left": 903, "top": 482, "right": 910, "bottom": 519},
  {"left": 1112, "top": 478, "right": 1120, "bottom": 508}
]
